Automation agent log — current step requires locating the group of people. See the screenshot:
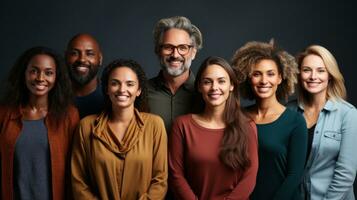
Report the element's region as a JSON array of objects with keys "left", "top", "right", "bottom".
[{"left": 1, "top": 15, "right": 356, "bottom": 200}]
